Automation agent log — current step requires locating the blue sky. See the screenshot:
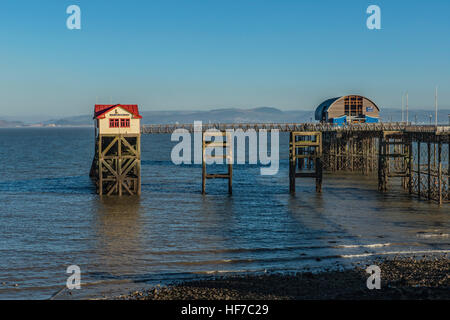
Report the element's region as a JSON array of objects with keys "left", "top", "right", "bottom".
[{"left": 1, "top": 0, "right": 449, "bottom": 118}]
